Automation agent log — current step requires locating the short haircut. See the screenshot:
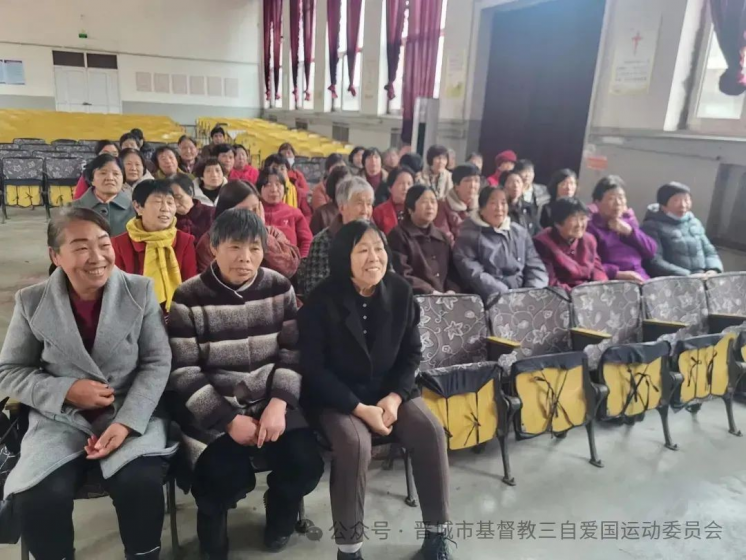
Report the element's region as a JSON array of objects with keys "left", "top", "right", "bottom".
[
  {"left": 132, "top": 179, "right": 174, "bottom": 207},
  {"left": 336, "top": 176, "right": 374, "bottom": 207},
  {"left": 326, "top": 165, "right": 353, "bottom": 202},
  {"left": 233, "top": 144, "right": 249, "bottom": 155},
  {"left": 592, "top": 175, "right": 626, "bottom": 202},
  {"left": 168, "top": 173, "right": 196, "bottom": 197},
  {"left": 513, "top": 159, "right": 534, "bottom": 173},
  {"left": 152, "top": 145, "right": 178, "bottom": 166},
  {"left": 263, "top": 153, "right": 289, "bottom": 170},
  {"left": 256, "top": 168, "right": 285, "bottom": 191},
  {"left": 95, "top": 140, "right": 118, "bottom": 154},
  {"left": 400, "top": 152, "right": 424, "bottom": 174},
  {"left": 498, "top": 169, "right": 522, "bottom": 187},
  {"left": 328, "top": 220, "right": 391, "bottom": 281},
  {"left": 547, "top": 169, "right": 578, "bottom": 201},
  {"left": 215, "top": 180, "right": 260, "bottom": 219},
  {"left": 452, "top": 163, "right": 480, "bottom": 186},
  {"left": 196, "top": 157, "right": 222, "bottom": 178},
  {"left": 468, "top": 152, "right": 483, "bottom": 161},
  {"left": 130, "top": 128, "right": 144, "bottom": 141},
  {"left": 119, "top": 133, "right": 138, "bottom": 146},
  {"left": 405, "top": 184, "right": 437, "bottom": 212},
  {"left": 382, "top": 147, "right": 399, "bottom": 159},
  {"left": 426, "top": 144, "right": 448, "bottom": 166},
  {"left": 551, "top": 197, "right": 589, "bottom": 226},
  {"left": 362, "top": 147, "right": 382, "bottom": 167},
  {"left": 214, "top": 143, "right": 234, "bottom": 157},
  {"left": 349, "top": 146, "right": 365, "bottom": 164},
  {"left": 120, "top": 148, "right": 147, "bottom": 169},
  {"left": 178, "top": 135, "right": 197, "bottom": 146},
  {"left": 657, "top": 181, "right": 691, "bottom": 206},
  {"left": 478, "top": 185, "right": 506, "bottom": 209},
  {"left": 85, "top": 153, "right": 123, "bottom": 184},
  {"left": 209, "top": 207, "right": 267, "bottom": 250},
  {"left": 48, "top": 207, "right": 111, "bottom": 253},
  {"left": 386, "top": 166, "right": 416, "bottom": 190},
  {"left": 325, "top": 152, "right": 346, "bottom": 172},
  {"left": 210, "top": 125, "right": 226, "bottom": 138},
  {"left": 278, "top": 142, "right": 295, "bottom": 155}
]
